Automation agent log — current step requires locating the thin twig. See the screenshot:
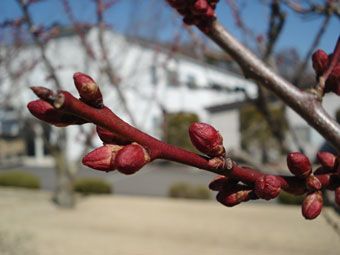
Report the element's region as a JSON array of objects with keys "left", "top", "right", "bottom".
[
  {"left": 293, "top": 14, "right": 331, "bottom": 86},
  {"left": 96, "top": 0, "right": 137, "bottom": 126},
  {"left": 18, "top": 0, "right": 62, "bottom": 89}
]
